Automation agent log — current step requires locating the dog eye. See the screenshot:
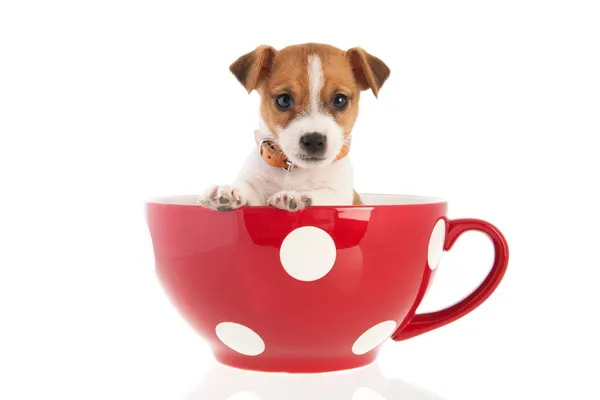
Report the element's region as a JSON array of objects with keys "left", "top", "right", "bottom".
[
  {"left": 275, "top": 93, "right": 294, "bottom": 111},
  {"left": 332, "top": 93, "right": 348, "bottom": 110}
]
